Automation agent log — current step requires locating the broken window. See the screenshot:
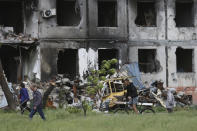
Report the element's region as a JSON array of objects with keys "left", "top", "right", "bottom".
[
  {"left": 98, "top": 1, "right": 117, "bottom": 27},
  {"left": 135, "top": 1, "right": 156, "bottom": 27},
  {"left": 175, "top": 1, "right": 194, "bottom": 27},
  {"left": 0, "top": 45, "right": 27, "bottom": 83},
  {"left": 176, "top": 48, "right": 193, "bottom": 72},
  {"left": 57, "top": 0, "right": 81, "bottom": 26},
  {"left": 98, "top": 49, "right": 119, "bottom": 69},
  {"left": 57, "top": 49, "right": 78, "bottom": 80},
  {"left": 0, "top": 1, "right": 23, "bottom": 33},
  {"left": 138, "top": 49, "right": 160, "bottom": 73}
]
